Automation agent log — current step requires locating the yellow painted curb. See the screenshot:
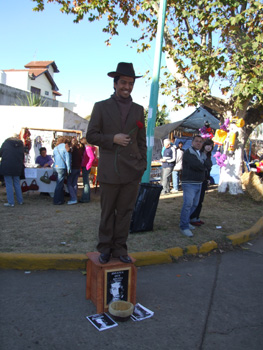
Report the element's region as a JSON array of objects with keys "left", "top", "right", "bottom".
[
  {"left": 227, "top": 216, "right": 263, "bottom": 246},
  {"left": 164, "top": 247, "right": 184, "bottom": 259},
  {"left": 199, "top": 241, "right": 218, "bottom": 254},
  {"left": 0, "top": 253, "right": 88, "bottom": 270},
  {"left": 184, "top": 245, "right": 198, "bottom": 256},
  {"left": 0, "top": 217, "right": 262, "bottom": 270},
  {"left": 130, "top": 251, "right": 172, "bottom": 266}
]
